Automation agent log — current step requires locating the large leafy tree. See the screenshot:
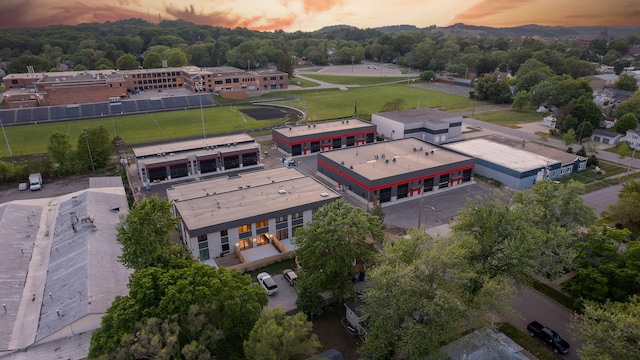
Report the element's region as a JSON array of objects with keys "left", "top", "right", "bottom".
[
  {"left": 572, "top": 296, "right": 640, "bottom": 360},
  {"left": 603, "top": 180, "right": 640, "bottom": 238},
  {"left": 515, "top": 58, "right": 553, "bottom": 92},
  {"left": 614, "top": 113, "right": 639, "bottom": 134},
  {"left": 359, "top": 230, "right": 514, "bottom": 359},
  {"left": 475, "top": 71, "right": 512, "bottom": 103},
  {"left": 243, "top": 307, "right": 320, "bottom": 360},
  {"left": 115, "top": 53, "right": 140, "bottom": 70},
  {"left": 47, "top": 131, "right": 77, "bottom": 175},
  {"left": 614, "top": 73, "right": 639, "bottom": 92},
  {"left": 456, "top": 180, "right": 594, "bottom": 281},
  {"left": 89, "top": 264, "right": 267, "bottom": 359},
  {"left": 293, "top": 199, "right": 383, "bottom": 305},
  {"left": 75, "top": 125, "right": 112, "bottom": 171},
  {"left": 116, "top": 195, "right": 191, "bottom": 271},
  {"left": 562, "top": 227, "right": 639, "bottom": 303}
]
